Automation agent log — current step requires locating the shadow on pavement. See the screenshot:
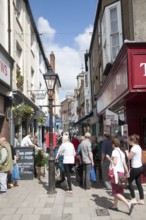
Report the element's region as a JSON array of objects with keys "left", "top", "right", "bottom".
[{"left": 91, "top": 193, "right": 129, "bottom": 215}]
